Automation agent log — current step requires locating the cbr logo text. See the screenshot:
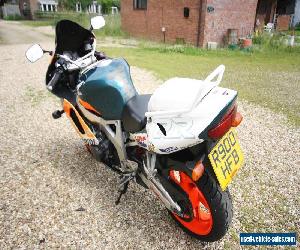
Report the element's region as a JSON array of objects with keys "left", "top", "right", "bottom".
[{"left": 82, "top": 138, "right": 99, "bottom": 145}]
